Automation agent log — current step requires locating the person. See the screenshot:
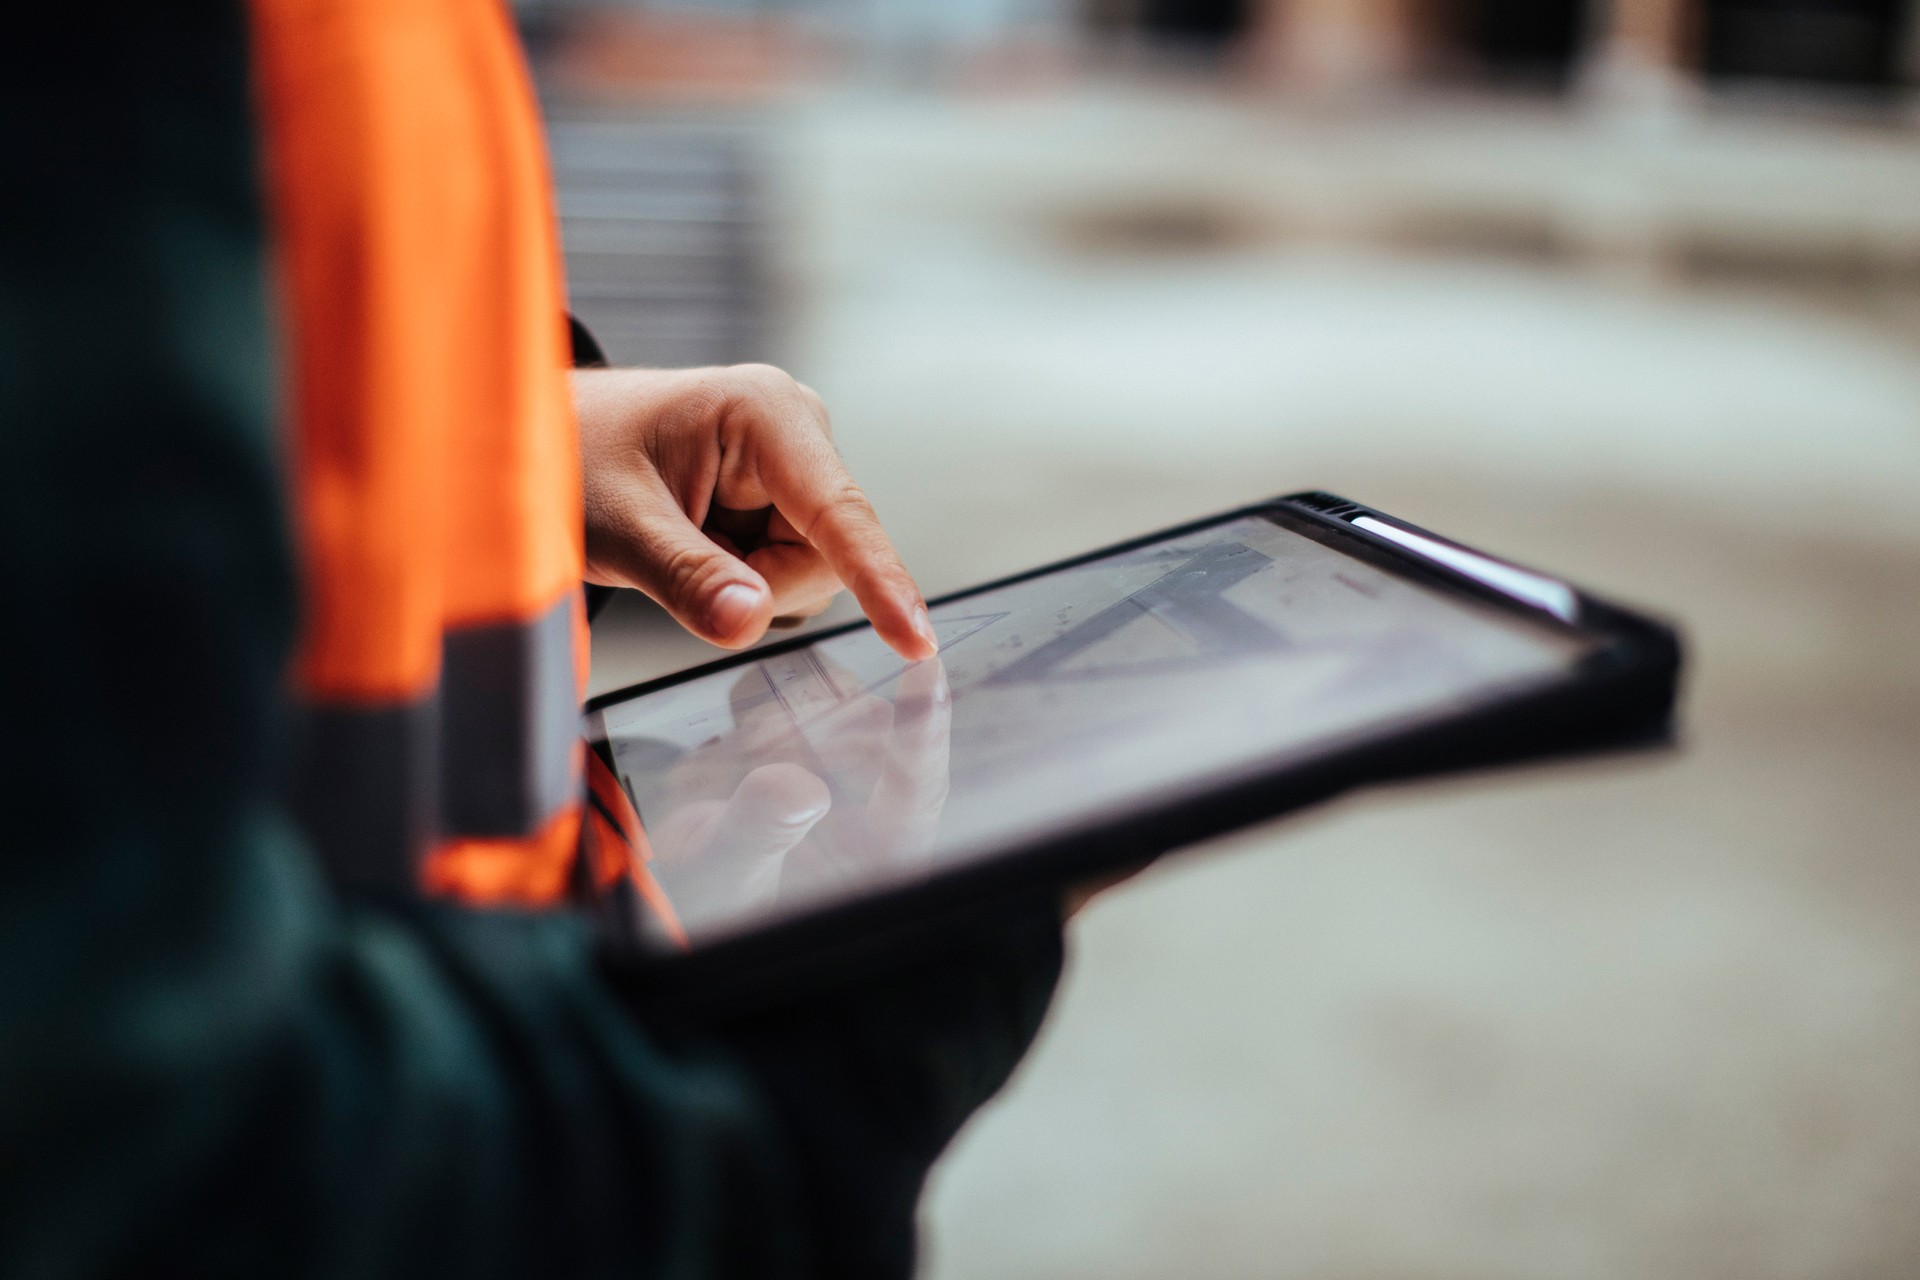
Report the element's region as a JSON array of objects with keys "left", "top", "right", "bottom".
[{"left": 0, "top": 4, "right": 1063, "bottom": 1277}]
